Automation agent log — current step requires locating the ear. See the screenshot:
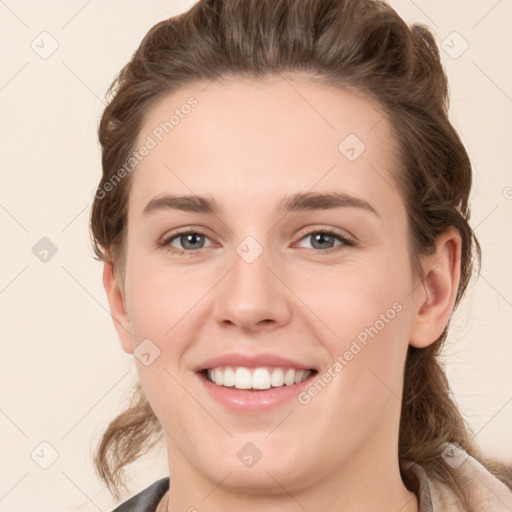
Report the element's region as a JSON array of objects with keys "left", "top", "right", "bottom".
[
  {"left": 103, "top": 261, "right": 134, "bottom": 354},
  {"left": 409, "top": 227, "right": 462, "bottom": 348}
]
